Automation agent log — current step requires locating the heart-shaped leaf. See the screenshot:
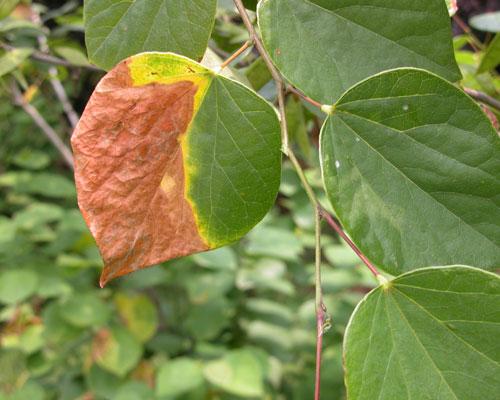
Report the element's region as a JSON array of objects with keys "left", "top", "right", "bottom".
[
  {"left": 84, "top": 0, "right": 217, "bottom": 70},
  {"left": 320, "top": 68, "right": 500, "bottom": 275},
  {"left": 344, "top": 266, "right": 500, "bottom": 400},
  {"left": 258, "top": 0, "right": 461, "bottom": 104},
  {"left": 72, "top": 52, "right": 282, "bottom": 285}
]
